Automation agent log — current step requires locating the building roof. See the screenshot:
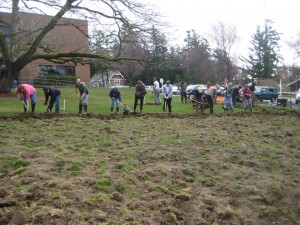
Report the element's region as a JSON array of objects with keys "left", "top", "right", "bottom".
[{"left": 91, "top": 70, "right": 124, "bottom": 83}]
